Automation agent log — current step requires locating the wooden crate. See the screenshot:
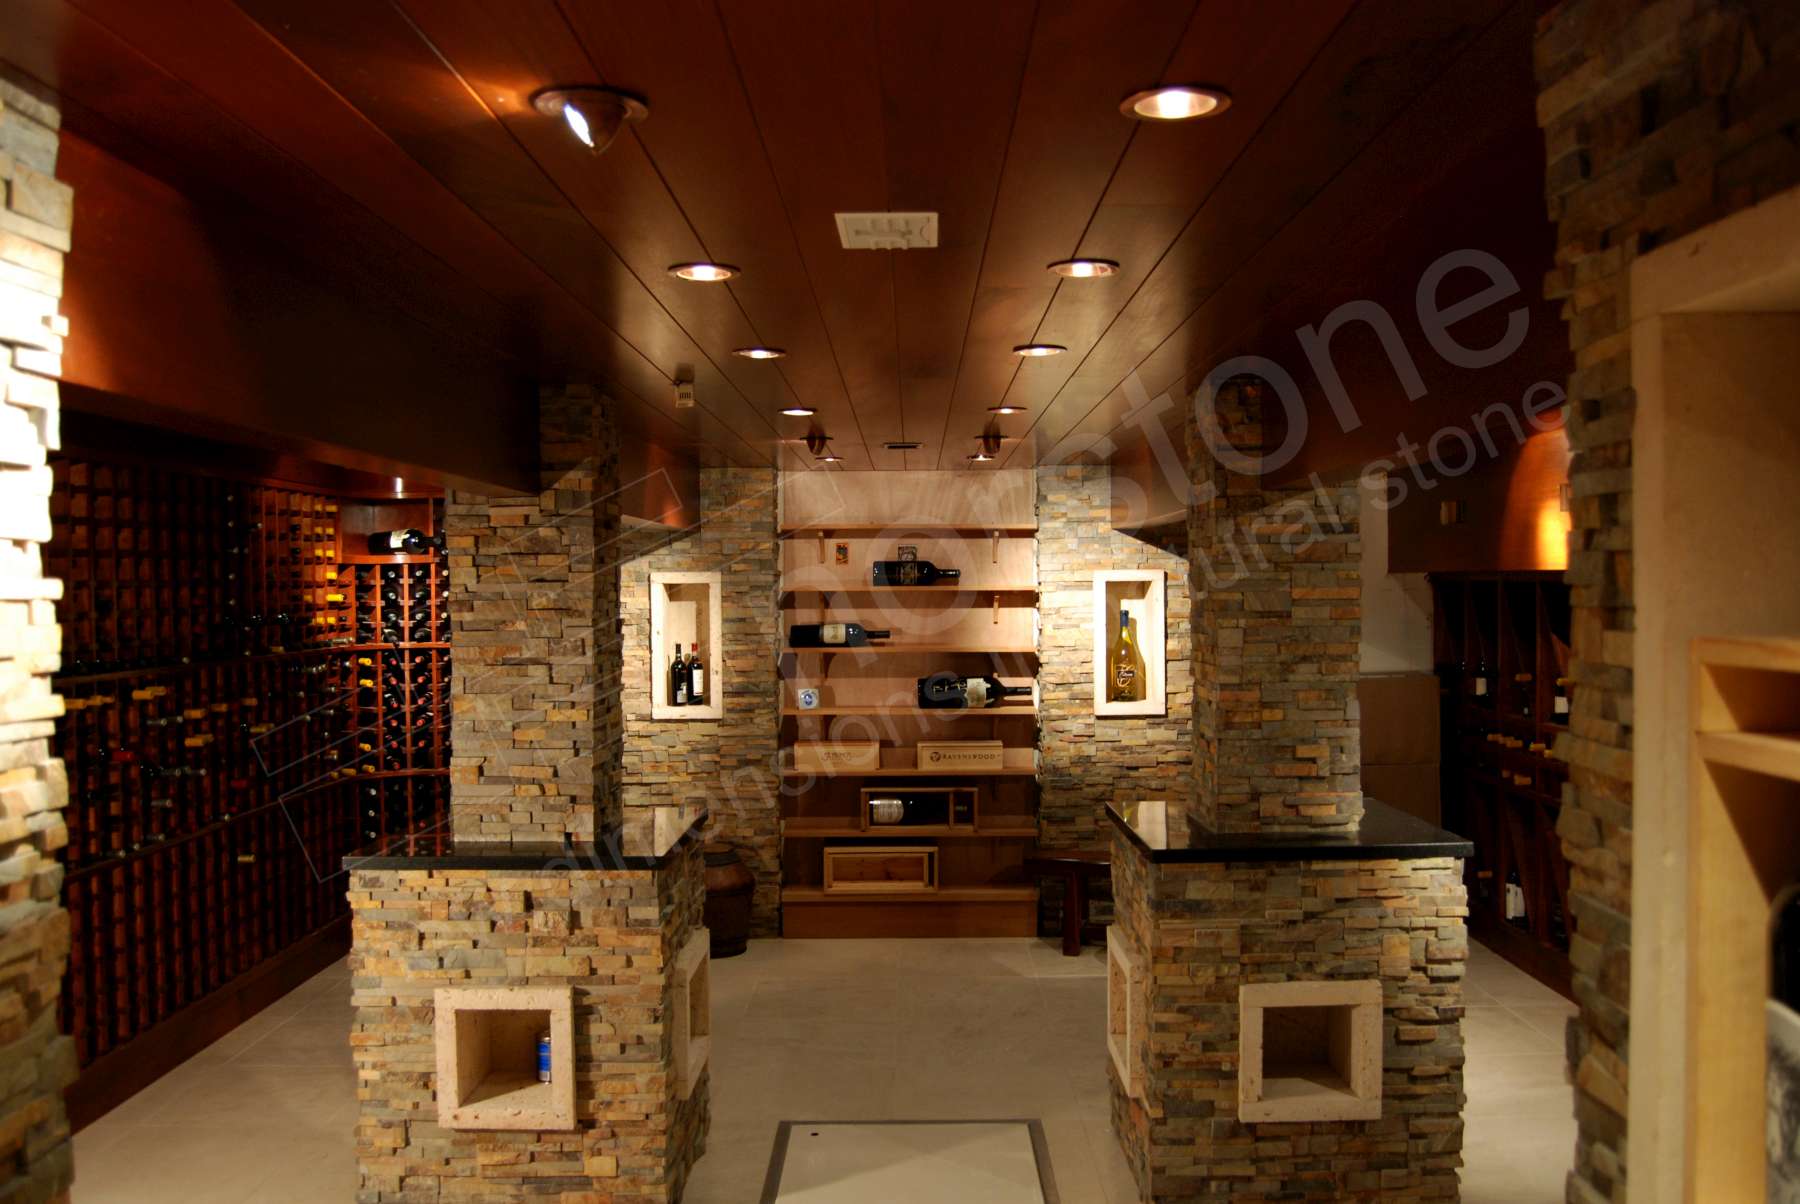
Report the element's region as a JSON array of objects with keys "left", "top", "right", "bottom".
[
  {"left": 791, "top": 740, "right": 881, "bottom": 772},
  {"left": 915, "top": 740, "right": 1005, "bottom": 772},
  {"left": 822, "top": 845, "right": 938, "bottom": 894}
]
